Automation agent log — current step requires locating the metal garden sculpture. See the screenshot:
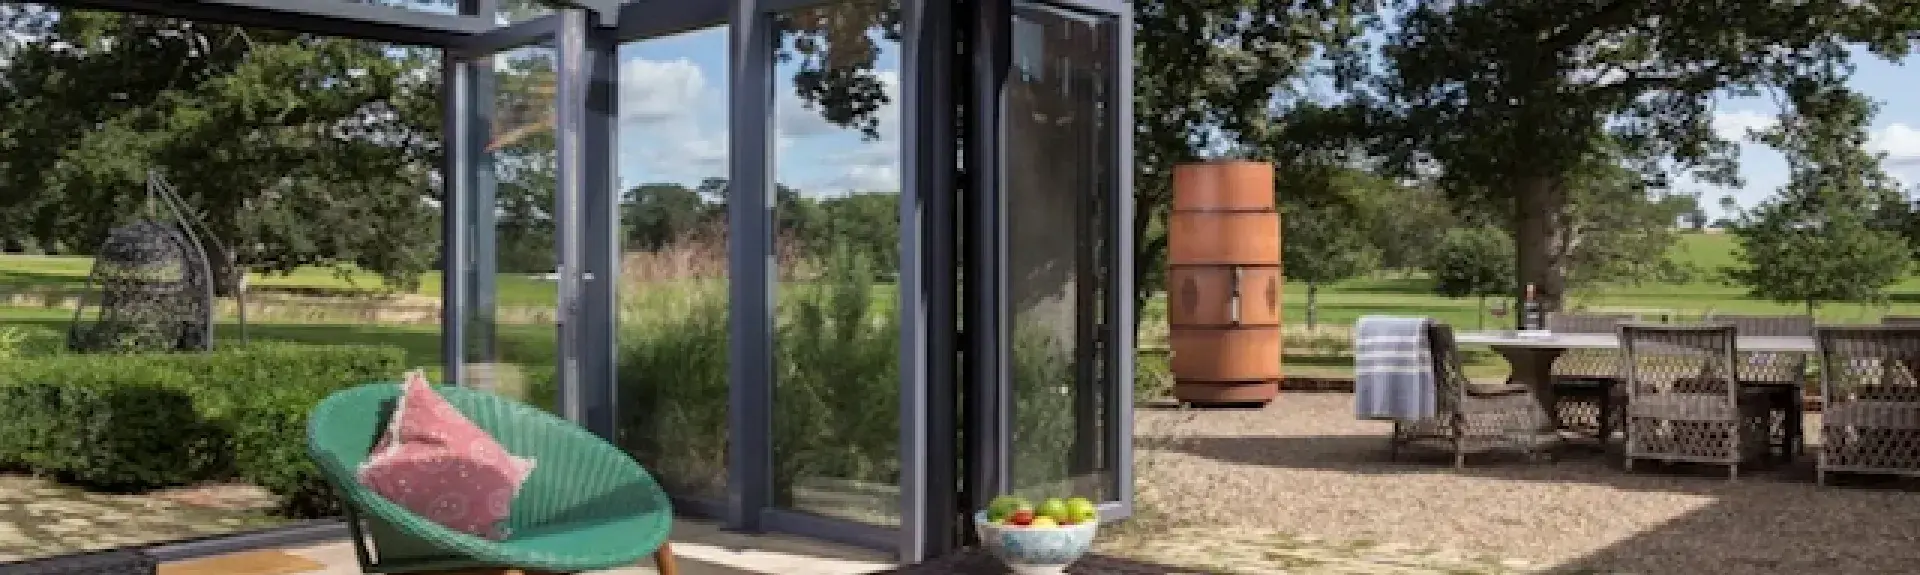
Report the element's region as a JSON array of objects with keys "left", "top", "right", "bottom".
[{"left": 67, "top": 171, "right": 222, "bottom": 353}]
